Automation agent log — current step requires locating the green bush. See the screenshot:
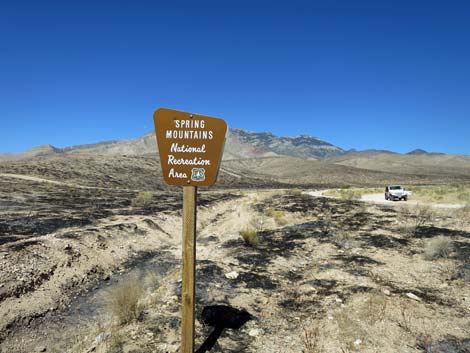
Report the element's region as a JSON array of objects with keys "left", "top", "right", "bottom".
[{"left": 240, "top": 228, "right": 260, "bottom": 246}]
